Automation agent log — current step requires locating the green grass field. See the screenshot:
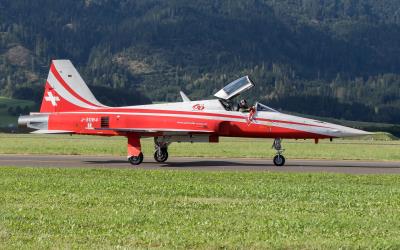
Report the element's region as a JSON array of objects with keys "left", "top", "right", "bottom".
[
  {"left": 1, "top": 134, "right": 399, "bottom": 248},
  {"left": 0, "top": 168, "right": 399, "bottom": 249},
  {"left": 0, "top": 133, "right": 399, "bottom": 161}
]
